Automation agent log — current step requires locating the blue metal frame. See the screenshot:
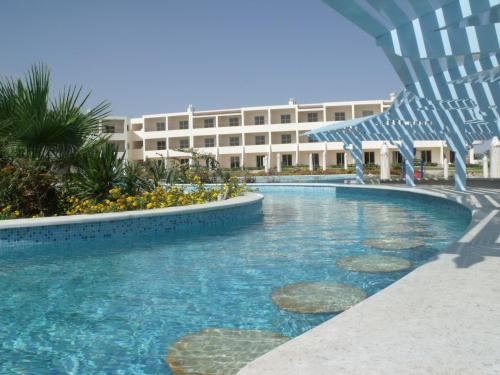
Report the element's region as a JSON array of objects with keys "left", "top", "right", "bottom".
[{"left": 308, "top": 0, "right": 500, "bottom": 190}]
